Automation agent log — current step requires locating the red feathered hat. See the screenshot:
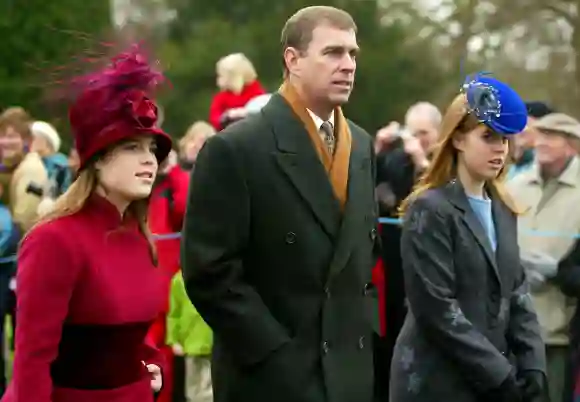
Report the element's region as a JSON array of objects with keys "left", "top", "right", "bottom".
[{"left": 68, "top": 44, "right": 172, "bottom": 169}]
